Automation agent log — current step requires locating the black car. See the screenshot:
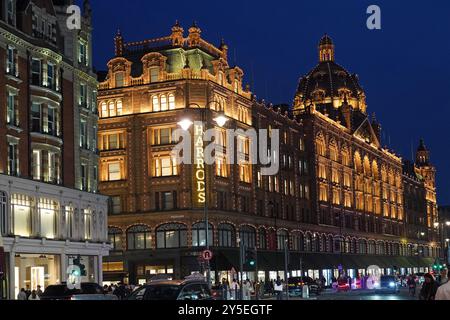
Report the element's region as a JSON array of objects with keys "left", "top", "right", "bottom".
[
  {"left": 376, "top": 275, "right": 400, "bottom": 294},
  {"left": 288, "top": 277, "right": 321, "bottom": 297},
  {"left": 128, "top": 278, "right": 212, "bottom": 301},
  {"left": 40, "top": 283, "right": 117, "bottom": 300}
]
